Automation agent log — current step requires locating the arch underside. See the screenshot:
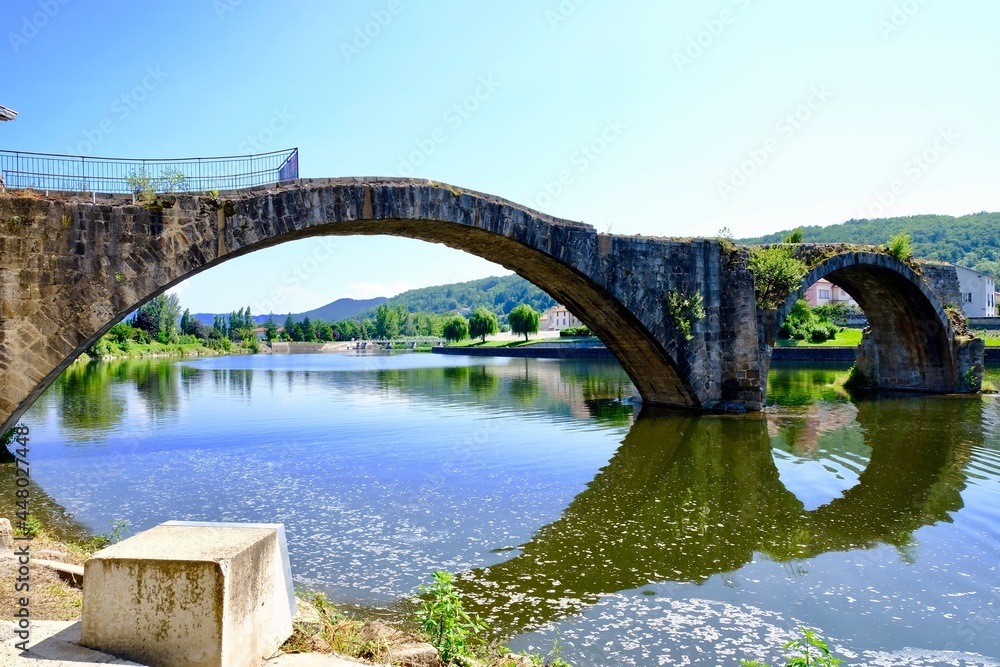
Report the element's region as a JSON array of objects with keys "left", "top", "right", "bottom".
[
  {"left": 288, "top": 219, "right": 700, "bottom": 408},
  {"left": 0, "top": 207, "right": 701, "bottom": 435},
  {"left": 790, "top": 259, "right": 956, "bottom": 391}
]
